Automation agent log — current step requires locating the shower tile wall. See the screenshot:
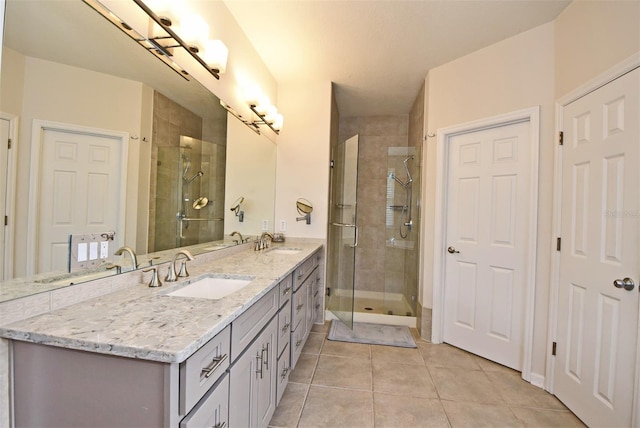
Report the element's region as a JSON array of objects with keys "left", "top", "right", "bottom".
[
  {"left": 149, "top": 92, "right": 203, "bottom": 252},
  {"left": 338, "top": 116, "right": 409, "bottom": 301}
]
